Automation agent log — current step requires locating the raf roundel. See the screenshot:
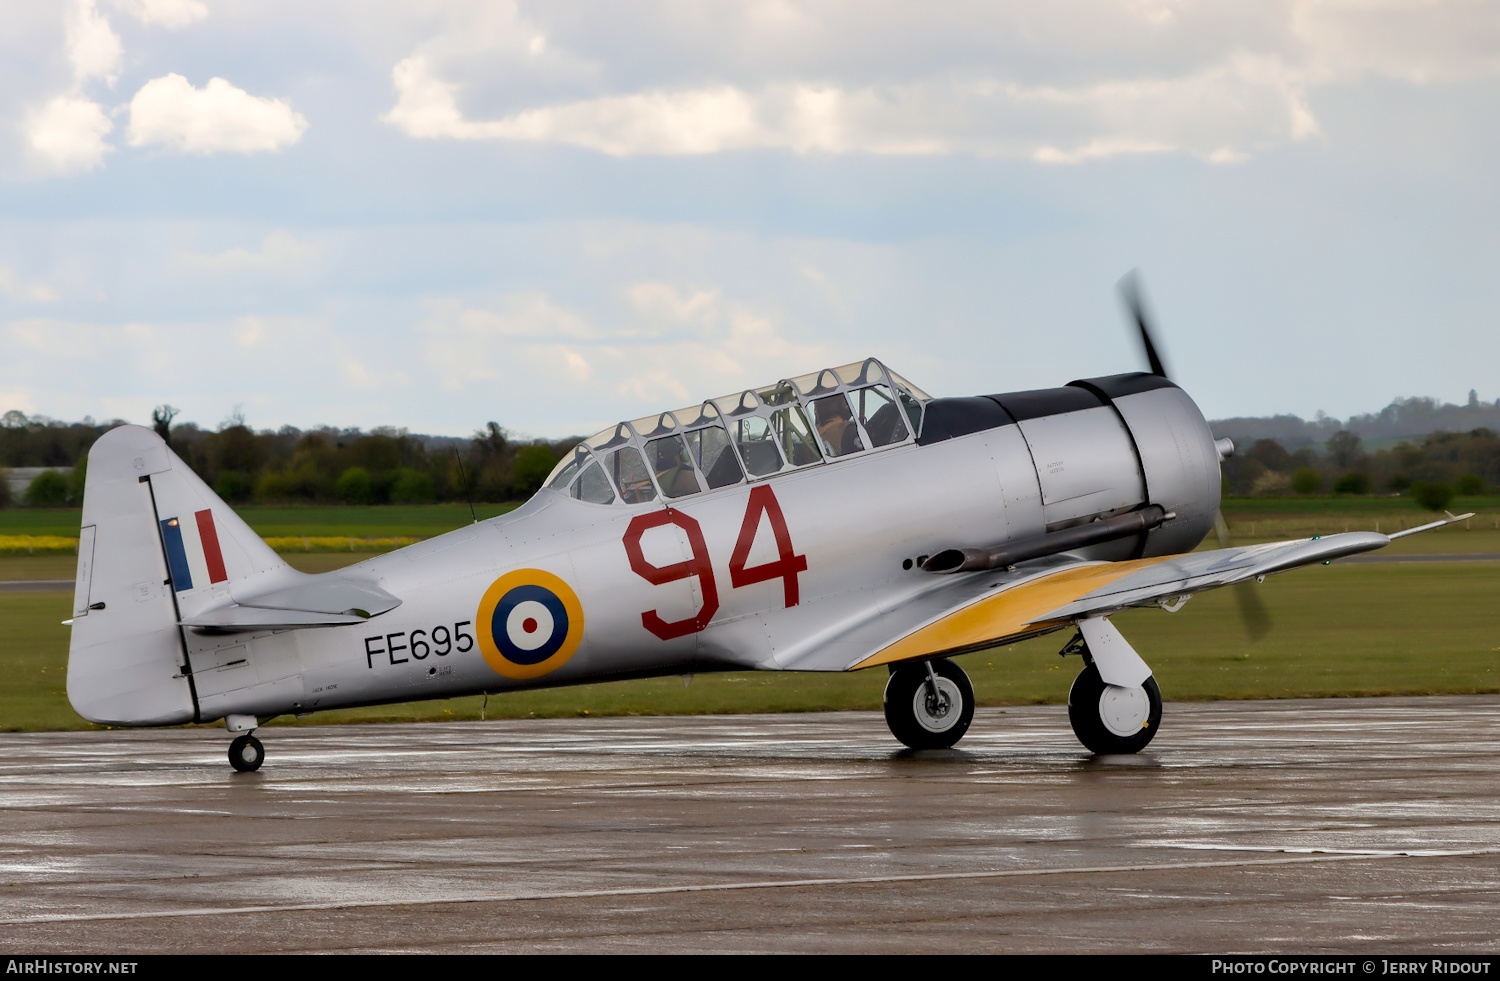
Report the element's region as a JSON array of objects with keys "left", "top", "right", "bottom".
[{"left": 476, "top": 569, "right": 585, "bottom": 679}]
